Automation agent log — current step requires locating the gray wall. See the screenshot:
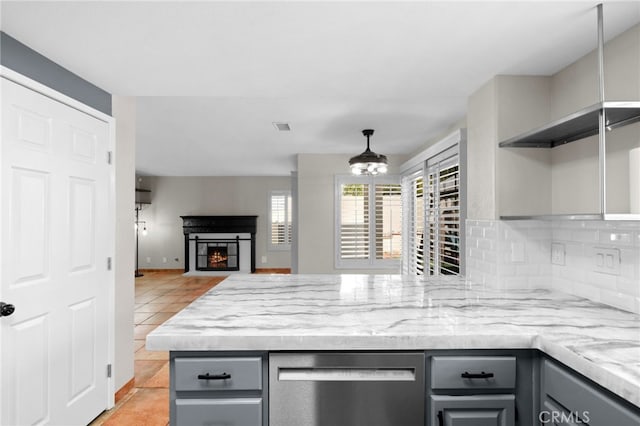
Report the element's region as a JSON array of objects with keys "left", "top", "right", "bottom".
[
  {"left": 0, "top": 32, "right": 112, "bottom": 115},
  {"left": 136, "top": 176, "right": 292, "bottom": 270}
]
